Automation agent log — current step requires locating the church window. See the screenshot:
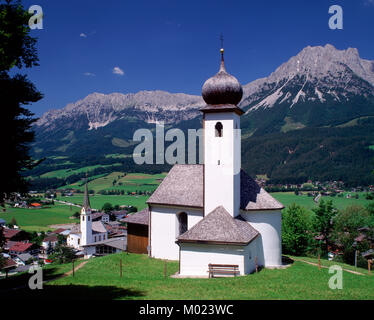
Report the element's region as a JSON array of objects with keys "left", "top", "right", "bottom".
[
  {"left": 78, "top": 239, "right": 80, "bottom": 245},
  {"left": 82, "top": 216, "right": 85, "bottom": 221},
  {"left": 215, "top": 122, "right": 223, "bottom": 137},
  {"left": 88, "top": 216, "right": 90, "bottom": 221},
  {"left": 177, "top": 212, "right": 188, "bottom": 236}
]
